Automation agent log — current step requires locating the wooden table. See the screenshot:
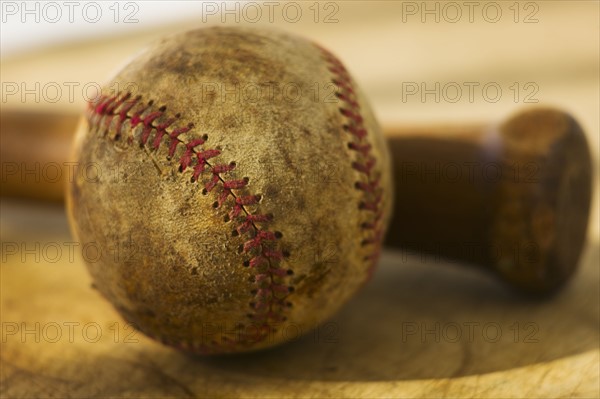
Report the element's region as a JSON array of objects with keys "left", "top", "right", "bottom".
[{"left": 1, "top": 200, "right": 598, "bottom": 397}]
